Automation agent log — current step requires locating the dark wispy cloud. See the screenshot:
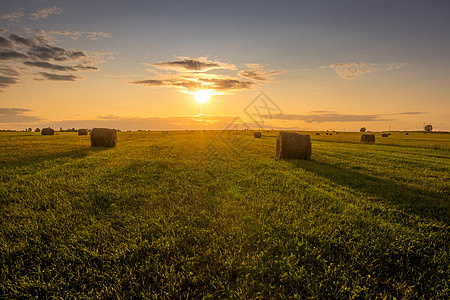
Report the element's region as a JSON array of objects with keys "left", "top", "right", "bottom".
[
  {"left": 24, "top": 61, "right": 97, "bottom": 71},
  {"left": 0, "top": 75, "right": 18, "bottom": 89},
  {"left": 393, "top": 111, "right": 427, "bottom": 115},
  {"left": 0, "top": 36, "right": 13, "bottom": 48},
  {"left": 30, "top": 6, "right": 63, "bottom": 20},
  {"left": 132, "top": 76, "right": 255, "bottom": 92},
  {"left": 133, "top": 56, "right": 281, "bottom": 95},
  {"left": 239, "top": 69, "right": 281, "bottom": 81},
  {"left": 0, "top": 31, "right": 103, "bottom": 90},
  {"left": 0, "top": 108, "right": 41, "bottom": 123},
  {"left": 327, "top": 62, "right": 407, "bottom": 79},
  {"left": 267, "top": 111, "right": 393, "bottom": 123},
  {"left": 37, "top": 72, "right": 79, "bottom": 81},
  {"left": 0, "top": 51, "right": 28, "bottom": 60},
  {"left": 152, "top": 57, "right": 235, "bottom": 72}
]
